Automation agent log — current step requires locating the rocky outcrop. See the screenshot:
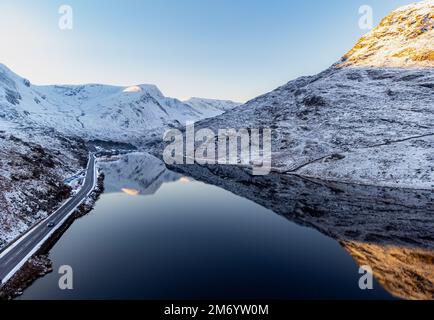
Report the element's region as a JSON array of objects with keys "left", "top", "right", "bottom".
[{"left": 341, "top": 0, "right": 434, "bottom": 68}]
